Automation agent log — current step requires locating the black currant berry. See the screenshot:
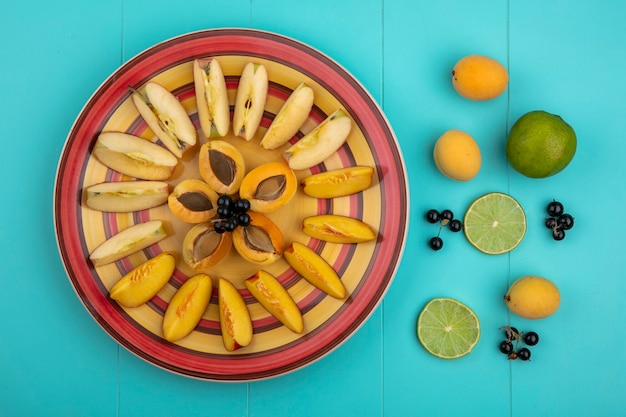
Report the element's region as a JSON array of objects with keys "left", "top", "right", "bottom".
[
  {"left": 499, "top": 341, "right": 514, "bottom": 354},
  {"left": 552, "top": 228, "right": 566, "bottom": 241},
  {"left": 558, "top": 213, "right": 574, "bottom": 230},
  {"left": 547, "top": 200, "right": 564, "bottom": 217},
  {"left": 503, "top": 326, "right": 519, "bottom": 341},
  {"left": 429, "top": 236, "right": 443, "bottom": 251},
  {"left": 237, "top": 213, "right": 251, "bottom": 227},
  {"left": 234, "top": 199, "right": 251, "bottom": 213},
  {"left": 426, "top": 209, "right": 440, "bottom": 223},
  {"left": 217, "top": 205, "right": 232, "bottom": 219},
  {"left": 213, "top": 221, "right": 226, "bottom": 234},
  {"left": 223, "top": 218, "right": 237, "bottom": 232},
  {"left": 508, "top": 351, "right": 518, "bottom": 360},
  {"left": 545, "top": 217, "right": 557, "bottom": 229},
  {"left": 441, "top": 209, "right": 454, "bottom": 221},
  {"left": 517, "top": 347, "right": 531, "bottom": 361},
  {"left": 217, "top": 195, "right": 233, "bottom": 208},
  {"left": 449, "top": 219, "right": 463, "bottom": 233},
  {"left": 523, "top": 331, "right": 539, "bottom": 346}
]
